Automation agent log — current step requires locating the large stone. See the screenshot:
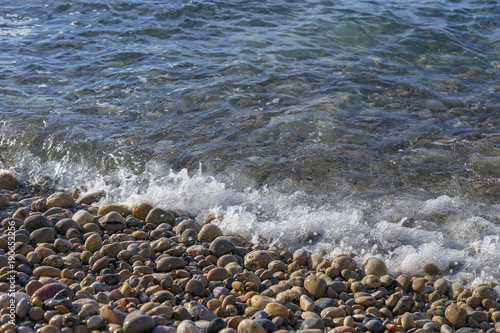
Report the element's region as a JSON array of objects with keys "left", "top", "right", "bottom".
[
  {"left": 244, "top": 250, "right": 272, "bottom": 271},
  {"left": 98, "top": 204, "right": 131, "bottom": 217},
  {"left": 198, "top": 224, "right": 223, "bottom": 243},
  {"left": 46, "top": 192, "right": 75, "bottom": 208},
  {"left": 0, "top": 172, "right": 20, "bottom": 188},
  {"left": 43, "top": 207, "right": 73, "bottom": 219},
  {"left": 473, "top": 285, "right": 498, "bottom": 301},
  {"left": 33, "top": 266, "right": 61, "bottom": 278},
  {"left": 100, "top": 305, "right": 126, "bottom": 325},
  {"left": 445, "top": 303, "right": 468, "bottom": 328},
  {"left": 30, "top": 282, "right": 73, "bottom": 302},
  {"left": 185, "top": 279, "right": 206, "bottom": 297},
  {"left": 363, "top": 257, "right": 388, "bottom": 277},
  {"left": 85, "top": 233, "right": 103, "bottom": 252},
  {"left": 30, "top": 227, "right": 56, "bottom": 245},
  {"left": 0, "top": 194, "right": 9, "bottom": 207},
  {"left": 24, "top": 215, "right": 52, "bottom": 233},
  {"left": 123, "top": 310, "right": 155, "bottom": 333},
  {"left": 73, "top": 210, "right": 94, "bottom": 227},
  {"left": 156, "top": 256, "right": 186, "bottom": 272},
  {"left": 55, "top": 218, "right": 81, "bottom": 234},
  {"left": 145, "top": 208, "right": 175, "bottom": 225},
  {"left": 304, "top": 274, "right": 327, "bottom": 300},
  {"left": 209, "top": 237, "right": 235, "bottom": 257},
  {"left": 237, "top": 319, "right": 266, "bottom": 333},
  {"left": 99, "top": 211, "right": 126, "bottom": 232},
  {"left": 132, "top": 202, "right": 154, "bottom": 220}
]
